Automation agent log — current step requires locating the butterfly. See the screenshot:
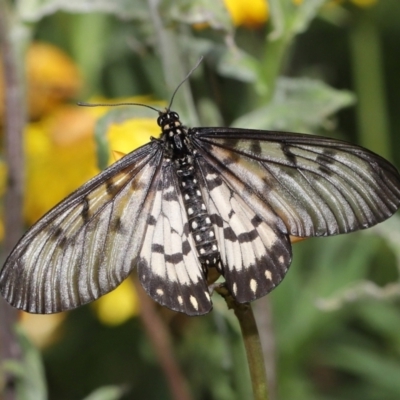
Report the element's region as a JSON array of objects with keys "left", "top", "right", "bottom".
[{"left": 1, "top": 86, "right": 400, "bottom": 316}]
